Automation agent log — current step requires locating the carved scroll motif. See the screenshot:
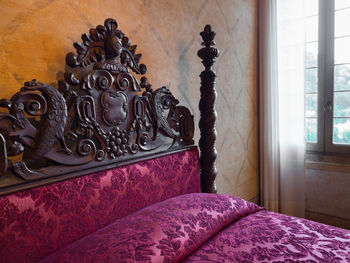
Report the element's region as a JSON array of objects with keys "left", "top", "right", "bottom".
[{"left": 0, "top": 18, "right": 194, "bottom": 186}]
